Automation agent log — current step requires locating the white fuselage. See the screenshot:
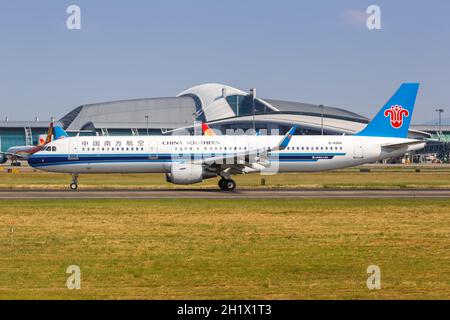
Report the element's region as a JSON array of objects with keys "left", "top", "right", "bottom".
[{"left": 28, "top": 135, "right": 425, "bottom": 174}]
